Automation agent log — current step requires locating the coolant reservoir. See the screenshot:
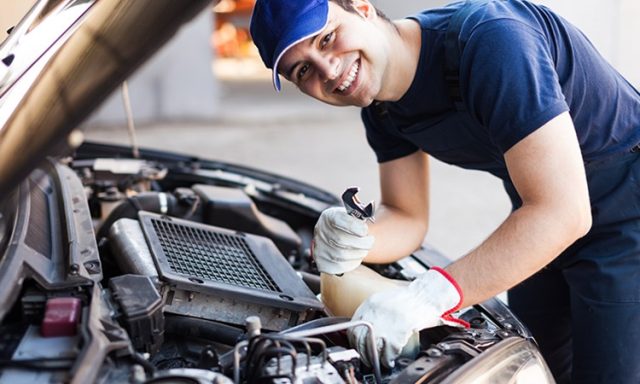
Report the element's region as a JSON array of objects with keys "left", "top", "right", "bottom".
[
  {"left": 320, "top": 265, "right": 409, "bottom": 317},
  {"left": 321, "top": 265, "right": 419, "bottom": 360}
]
